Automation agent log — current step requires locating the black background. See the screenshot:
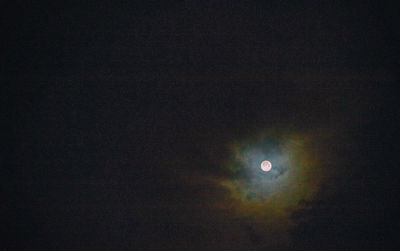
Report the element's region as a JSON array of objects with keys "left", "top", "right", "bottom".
[{"left": 3, "top": 1, "right": 399, "bottom": 250}]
